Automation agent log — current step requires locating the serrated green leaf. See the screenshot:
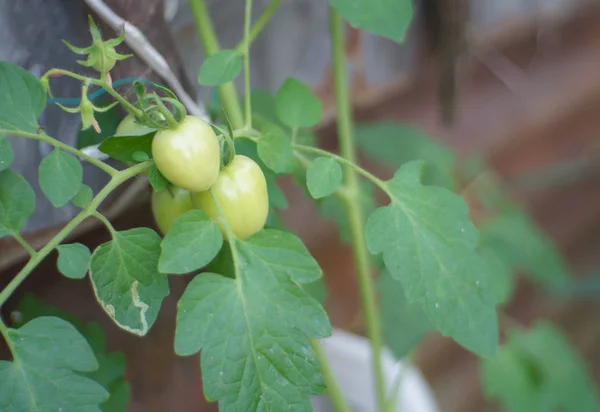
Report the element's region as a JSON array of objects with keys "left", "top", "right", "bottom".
[
  {"left": 480, "top": 207, "right": 568, "bottom": 289},
  {"left": 0, "top": 136, "right": 14, "bottom": 171},
  {"left": 39, "top": 149, "right": 83, "bottom": 207},
  {"left": 0, "top": 169, "right": 35, "bottom": 238},
  {"left": 148, "top": 164, "right": 169, "bottom": 191},
  {"left": 0, "top": 317, "right": 108, "bottom": 411},
  {"left": 379, "top": 270, "right": 433, "bottom": 358},
  {"left": 355, "top": 122, "right": 455, "bottom": 189},
  {"left": 57, "top": 243, "right": 92, "bottom": 279},
  {"left": 366, "top": 161, "right": 498, "bottom": 356},
  {"left": 329, "top": 0, "right": 413, "bottom": 43},
  {"left": 275, "top": 78, "right": 322, "bottom": 129},
  {"left": 13, "top": 295, "right": 130, "bottom": 412},
  {"left": 306, "top": 157, "right": 342, "bottom": 199},
  {"left": 98, "top": 131, "right": 155, "bottom": 163},
  {"left": 175, "top": 229, "right": 330, "bottom": 410},
  {"left": 302, "top": 279, "right": 327, "bottom": 304},
  {"left": 72, "top": 184, "right": 93, "bottom": 208},
  {"left": 90, "top": 228, "right": 169, "bottom": 336},
  {"left": 0, "top": 62, "right": 46, "bottom": 133},
  {"left": 198, "top": 50, "right": 243, "bottom": 86},
  {"left": 158, "top": 210, "right": 223, "bottom": 274},
  {"left": 482, "top": 322, "right": 598, "bottom": 412},
  {"left": 257, "top": 123, "right": 297, "bottom": 174}
]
